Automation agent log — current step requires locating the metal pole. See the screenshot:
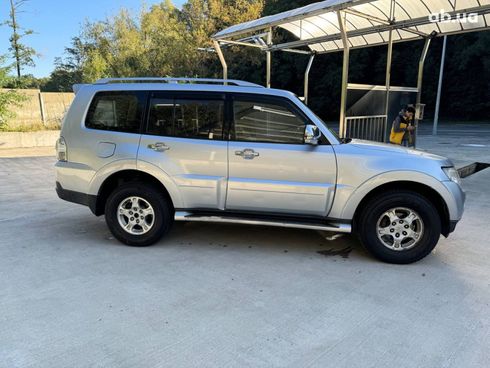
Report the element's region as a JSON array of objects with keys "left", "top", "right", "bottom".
[
  {"left": 415, "top": 37, "right": 432, "bottom": 147},
  {"left": 384, "top": 0, "right": 395, "bottom": 142},
  {"left": 39, "top": 92, "right": 46, "bottom": 127},
  {"left": 304, "top": 54, "right": 315, "bottom": 105},
  {"left": 337, "top": 11, "right": 350, "bottom": 138},
  {"left": 213, "top": 40, "right": 228, "bottom": 83},
  {"left": 433, "top": 35, "right": 447, "bottom": 136},
  {"left": 266, "top": 27, "right": 272, "bottom": 88}
]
